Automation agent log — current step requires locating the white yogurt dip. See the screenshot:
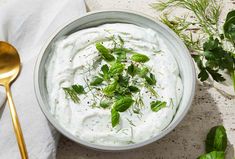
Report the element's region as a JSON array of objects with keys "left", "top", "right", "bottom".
[{"left": 46, "top": 23, "right": 183, "bottom": 146}]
